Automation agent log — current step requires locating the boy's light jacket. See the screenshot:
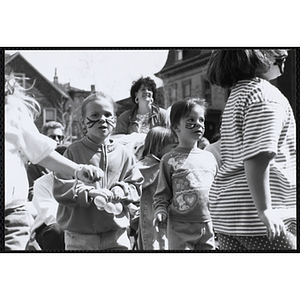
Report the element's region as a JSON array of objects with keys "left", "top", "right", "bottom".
[{"left": 53, "top": 136, "right": 143, "bottom": 234}]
